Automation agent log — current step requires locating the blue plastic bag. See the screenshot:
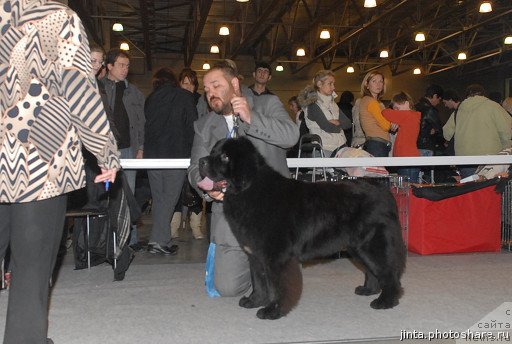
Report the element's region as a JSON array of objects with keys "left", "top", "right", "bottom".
[{"left": 205, "top": 242, "right": 220, "bottom": 297}]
